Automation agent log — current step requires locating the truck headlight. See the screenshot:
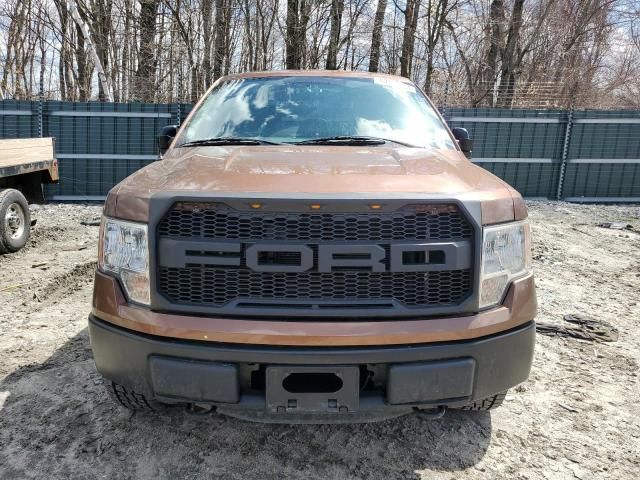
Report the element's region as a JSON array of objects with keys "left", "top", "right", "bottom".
[
  {"left": 479, "top": 220, "right": 531, "bottom": 308},
  {"left": 98, "top": 217, "right": 150, "bottom": 305}
]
